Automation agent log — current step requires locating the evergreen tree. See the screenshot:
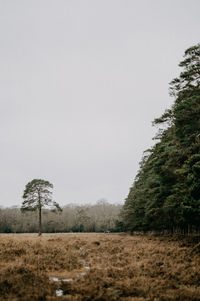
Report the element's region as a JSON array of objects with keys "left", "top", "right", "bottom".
[
  {"left": 122, "top": 43, "right": 200, "bottom": 233},
  {"left": 21, "top": 179, "right": 62, "bottom": 235}
]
